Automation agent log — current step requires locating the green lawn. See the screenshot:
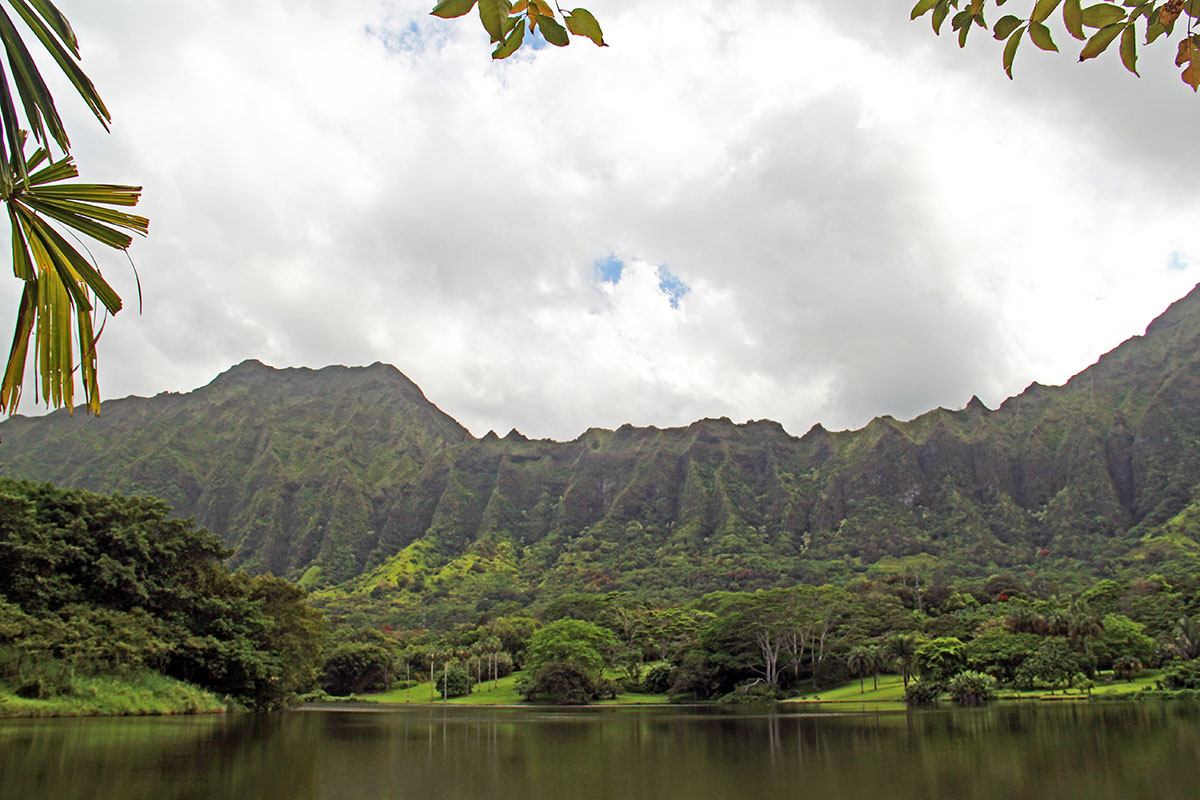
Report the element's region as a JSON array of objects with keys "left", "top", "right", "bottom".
[
  {"left": 783, "top": 672, "right": 908, "bottom": 703},
  {"left": 359, "top": 668, "right": 1168, "bottom": 708},
  {"left": 365, "top": 671, "right": 671, "bottom": 706},
  {"left": 996, "top": 669, "right": 1164, "bottom": 700}
]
